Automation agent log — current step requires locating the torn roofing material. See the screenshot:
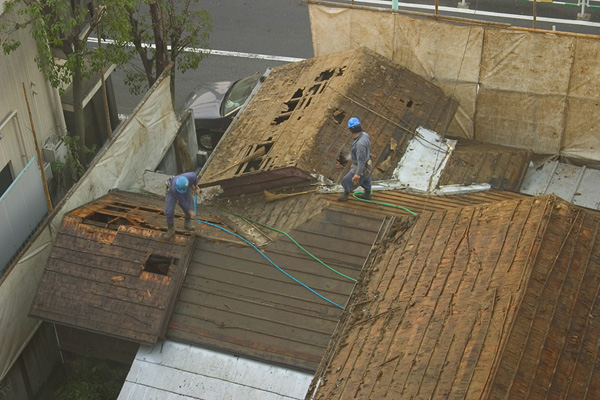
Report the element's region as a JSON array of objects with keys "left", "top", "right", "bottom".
[
  {"left": 198, "top": 46, "right": 458, "bottom": 196},
  {"left": 29, "top": 191, "right": 195, "bottom": 345},
  {"left": 308, "top": 194, "right": 600, "bottom": 399}
]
